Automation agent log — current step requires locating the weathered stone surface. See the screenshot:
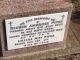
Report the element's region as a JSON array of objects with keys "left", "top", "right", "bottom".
[
  {"left": 0, "top": 0, "right": 73, "bottom": 57},
  {"left": 64, "top": 0, "right": 71, "bottom": 2}
]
